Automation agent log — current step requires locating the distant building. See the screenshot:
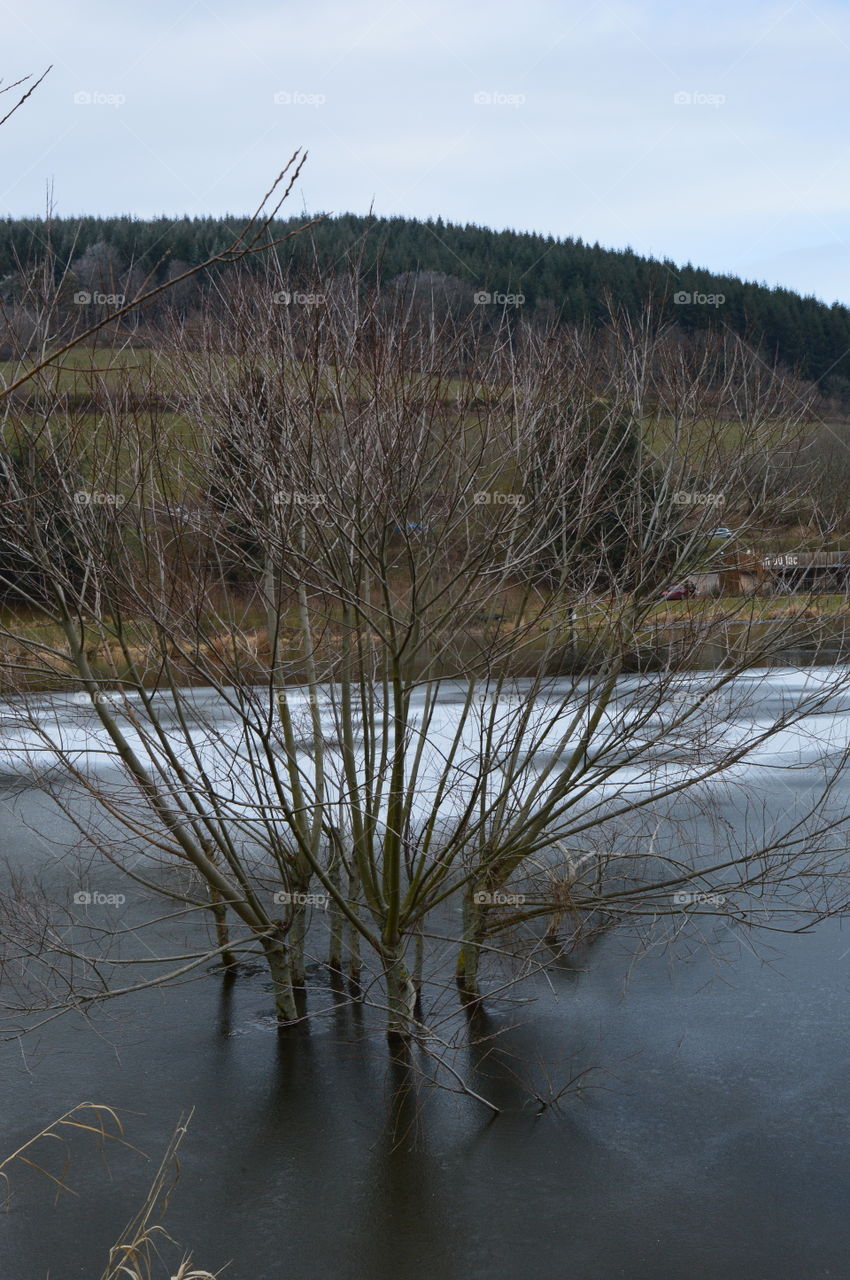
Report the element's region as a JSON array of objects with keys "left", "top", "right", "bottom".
[
  {"left": 690, "top": 551, "right": 767, "bottom": 597},
  {"left": 667, "top": 550, "right": 850, "bottom": 598},
  {"left": 761, "top": 551, "right": 850, "bottom": 594}
]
